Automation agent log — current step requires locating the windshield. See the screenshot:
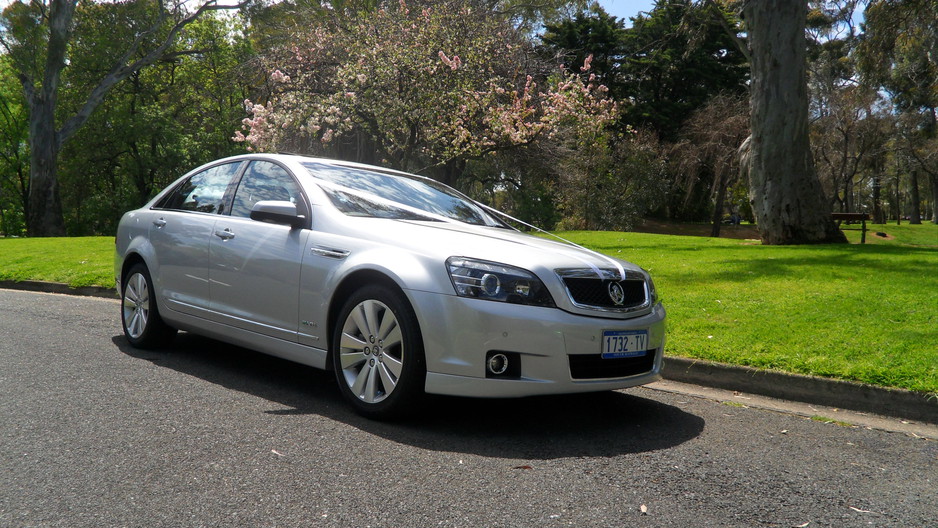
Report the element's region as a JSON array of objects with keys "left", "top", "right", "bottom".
[{"left": 302, "top": 162, "right": 504, "bottom": 227}]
